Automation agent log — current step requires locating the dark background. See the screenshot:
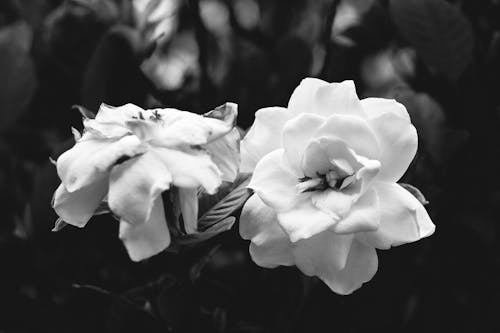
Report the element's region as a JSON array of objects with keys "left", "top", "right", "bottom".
[{"left": 1, "top": 0, "right": 500, "bottom": 332}]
